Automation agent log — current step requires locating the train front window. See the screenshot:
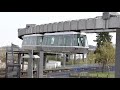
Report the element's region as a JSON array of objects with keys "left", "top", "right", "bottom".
[
  {"left": 79, "top": 35, "right": 87, "bottom": 47},
  {"left": 76, "top": 34, "right": 86, "bottom": 47},
  {"left": 22, "top": 37, "right": 26, "bottom": 45},
  {"left": 80, "top": 36, "right": 85, "bottom": 46},
  {"left": 84, "top": 35, "right": 88, "bottom": 47},
  {"left": 29, "top": 36, "right": 37, "bottom": 45}
]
